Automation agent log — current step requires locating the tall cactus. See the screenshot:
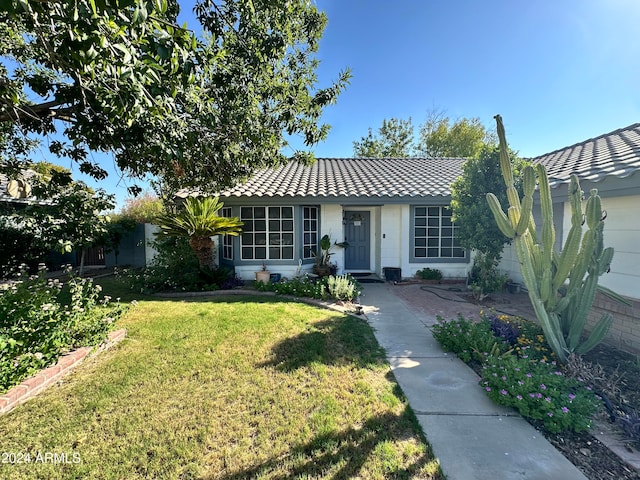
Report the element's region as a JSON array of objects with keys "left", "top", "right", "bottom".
[{"left": 487, "top": 115, "right": 626, "bottom": 363}]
